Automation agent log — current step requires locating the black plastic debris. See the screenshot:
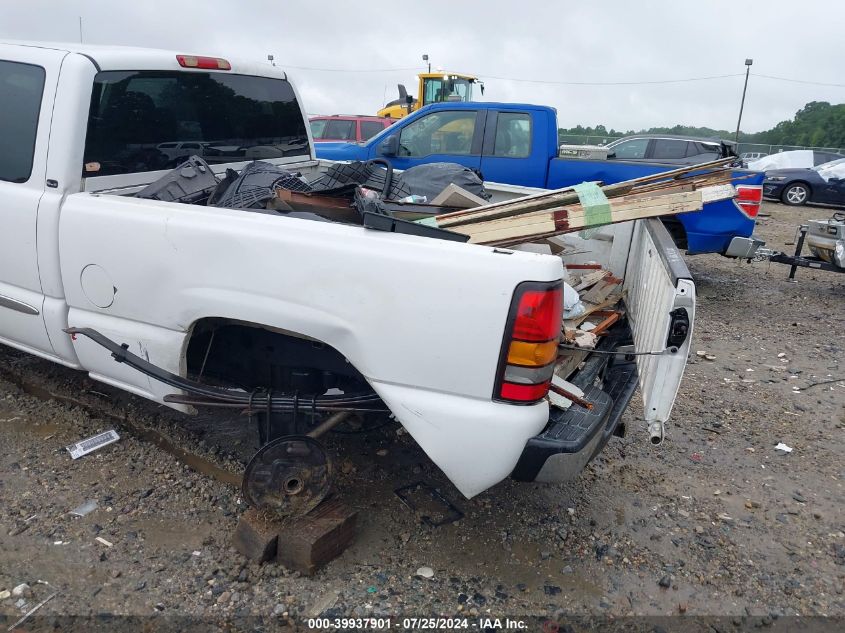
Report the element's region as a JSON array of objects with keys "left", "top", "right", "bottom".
[
  {"left": 215, "top": 161, "right": 312, "bottom": 209},
  {"left": 206, "top": 168, "right": 239, "bottom": 206},
  {"left": 309, "top": 159, "right": 411, "bottom": 200},
  {"left": 392, "top": 162, "right": 490, "bottom": 202},
  {"left": 362, "top": 213, "right": 469, "bottom": 243},
  {"left": 353, "top": 187, "right": 391, "bottom": 218},
  {"left": 135, "top": 155, "right": 218, "bottom": 204}
]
